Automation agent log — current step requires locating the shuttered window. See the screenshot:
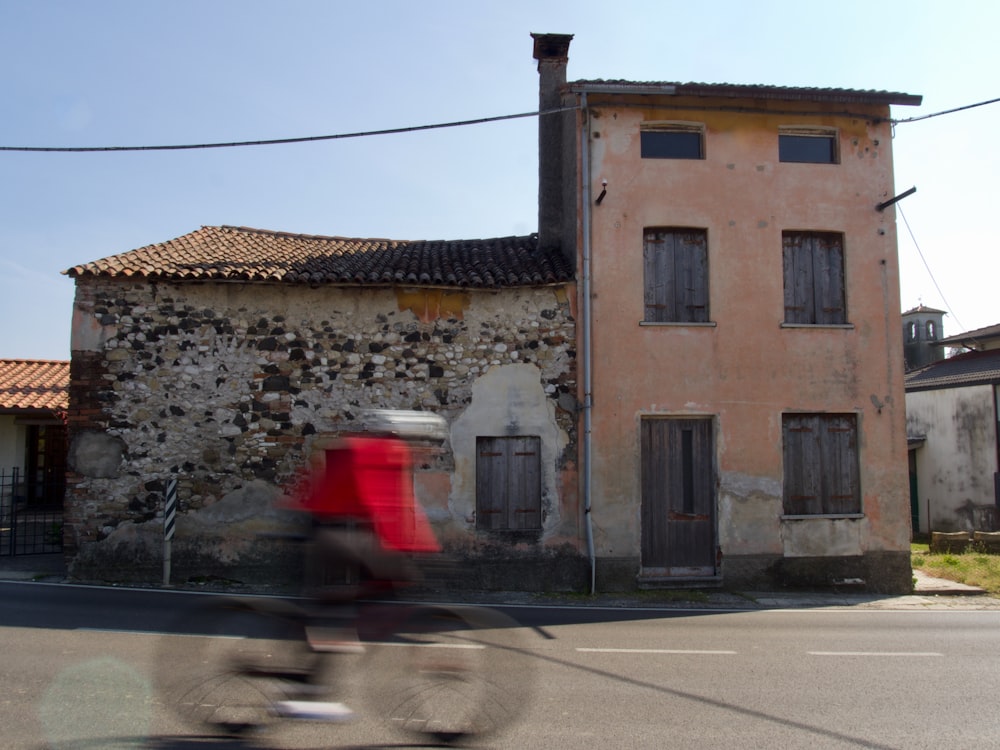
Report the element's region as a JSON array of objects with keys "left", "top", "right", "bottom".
[
  {"left": 782, "top": 231, "right": 846, "bottom": 325},
  {"left": 476, "top": 436, "right": 542, "bottom": 531},
  {"left": 782, "top": 414, "right": 860, "bottom": 515},
  {"left": 643, "top": 228, "right": 709, "bottom": 323}
]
